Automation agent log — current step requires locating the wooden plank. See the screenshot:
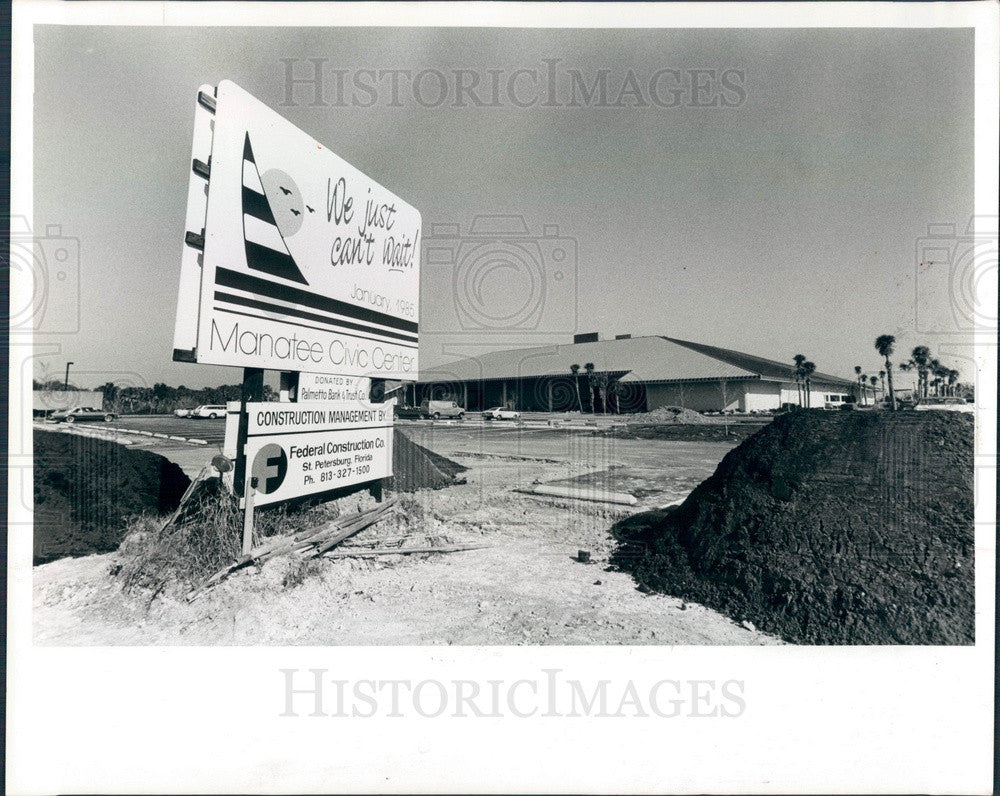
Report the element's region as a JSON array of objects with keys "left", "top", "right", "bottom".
[
  {"left": 309, "top": 499, "right": 398, "bottom": 557},
  {"left": 159, "top": 466, "right": 211, "bottom": 533},
  {"left": 322, "top": 543, "right": 490, "bottom": 559},
  {"left": 186, "top": 497, "right": 398, "bottom": 601}
]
